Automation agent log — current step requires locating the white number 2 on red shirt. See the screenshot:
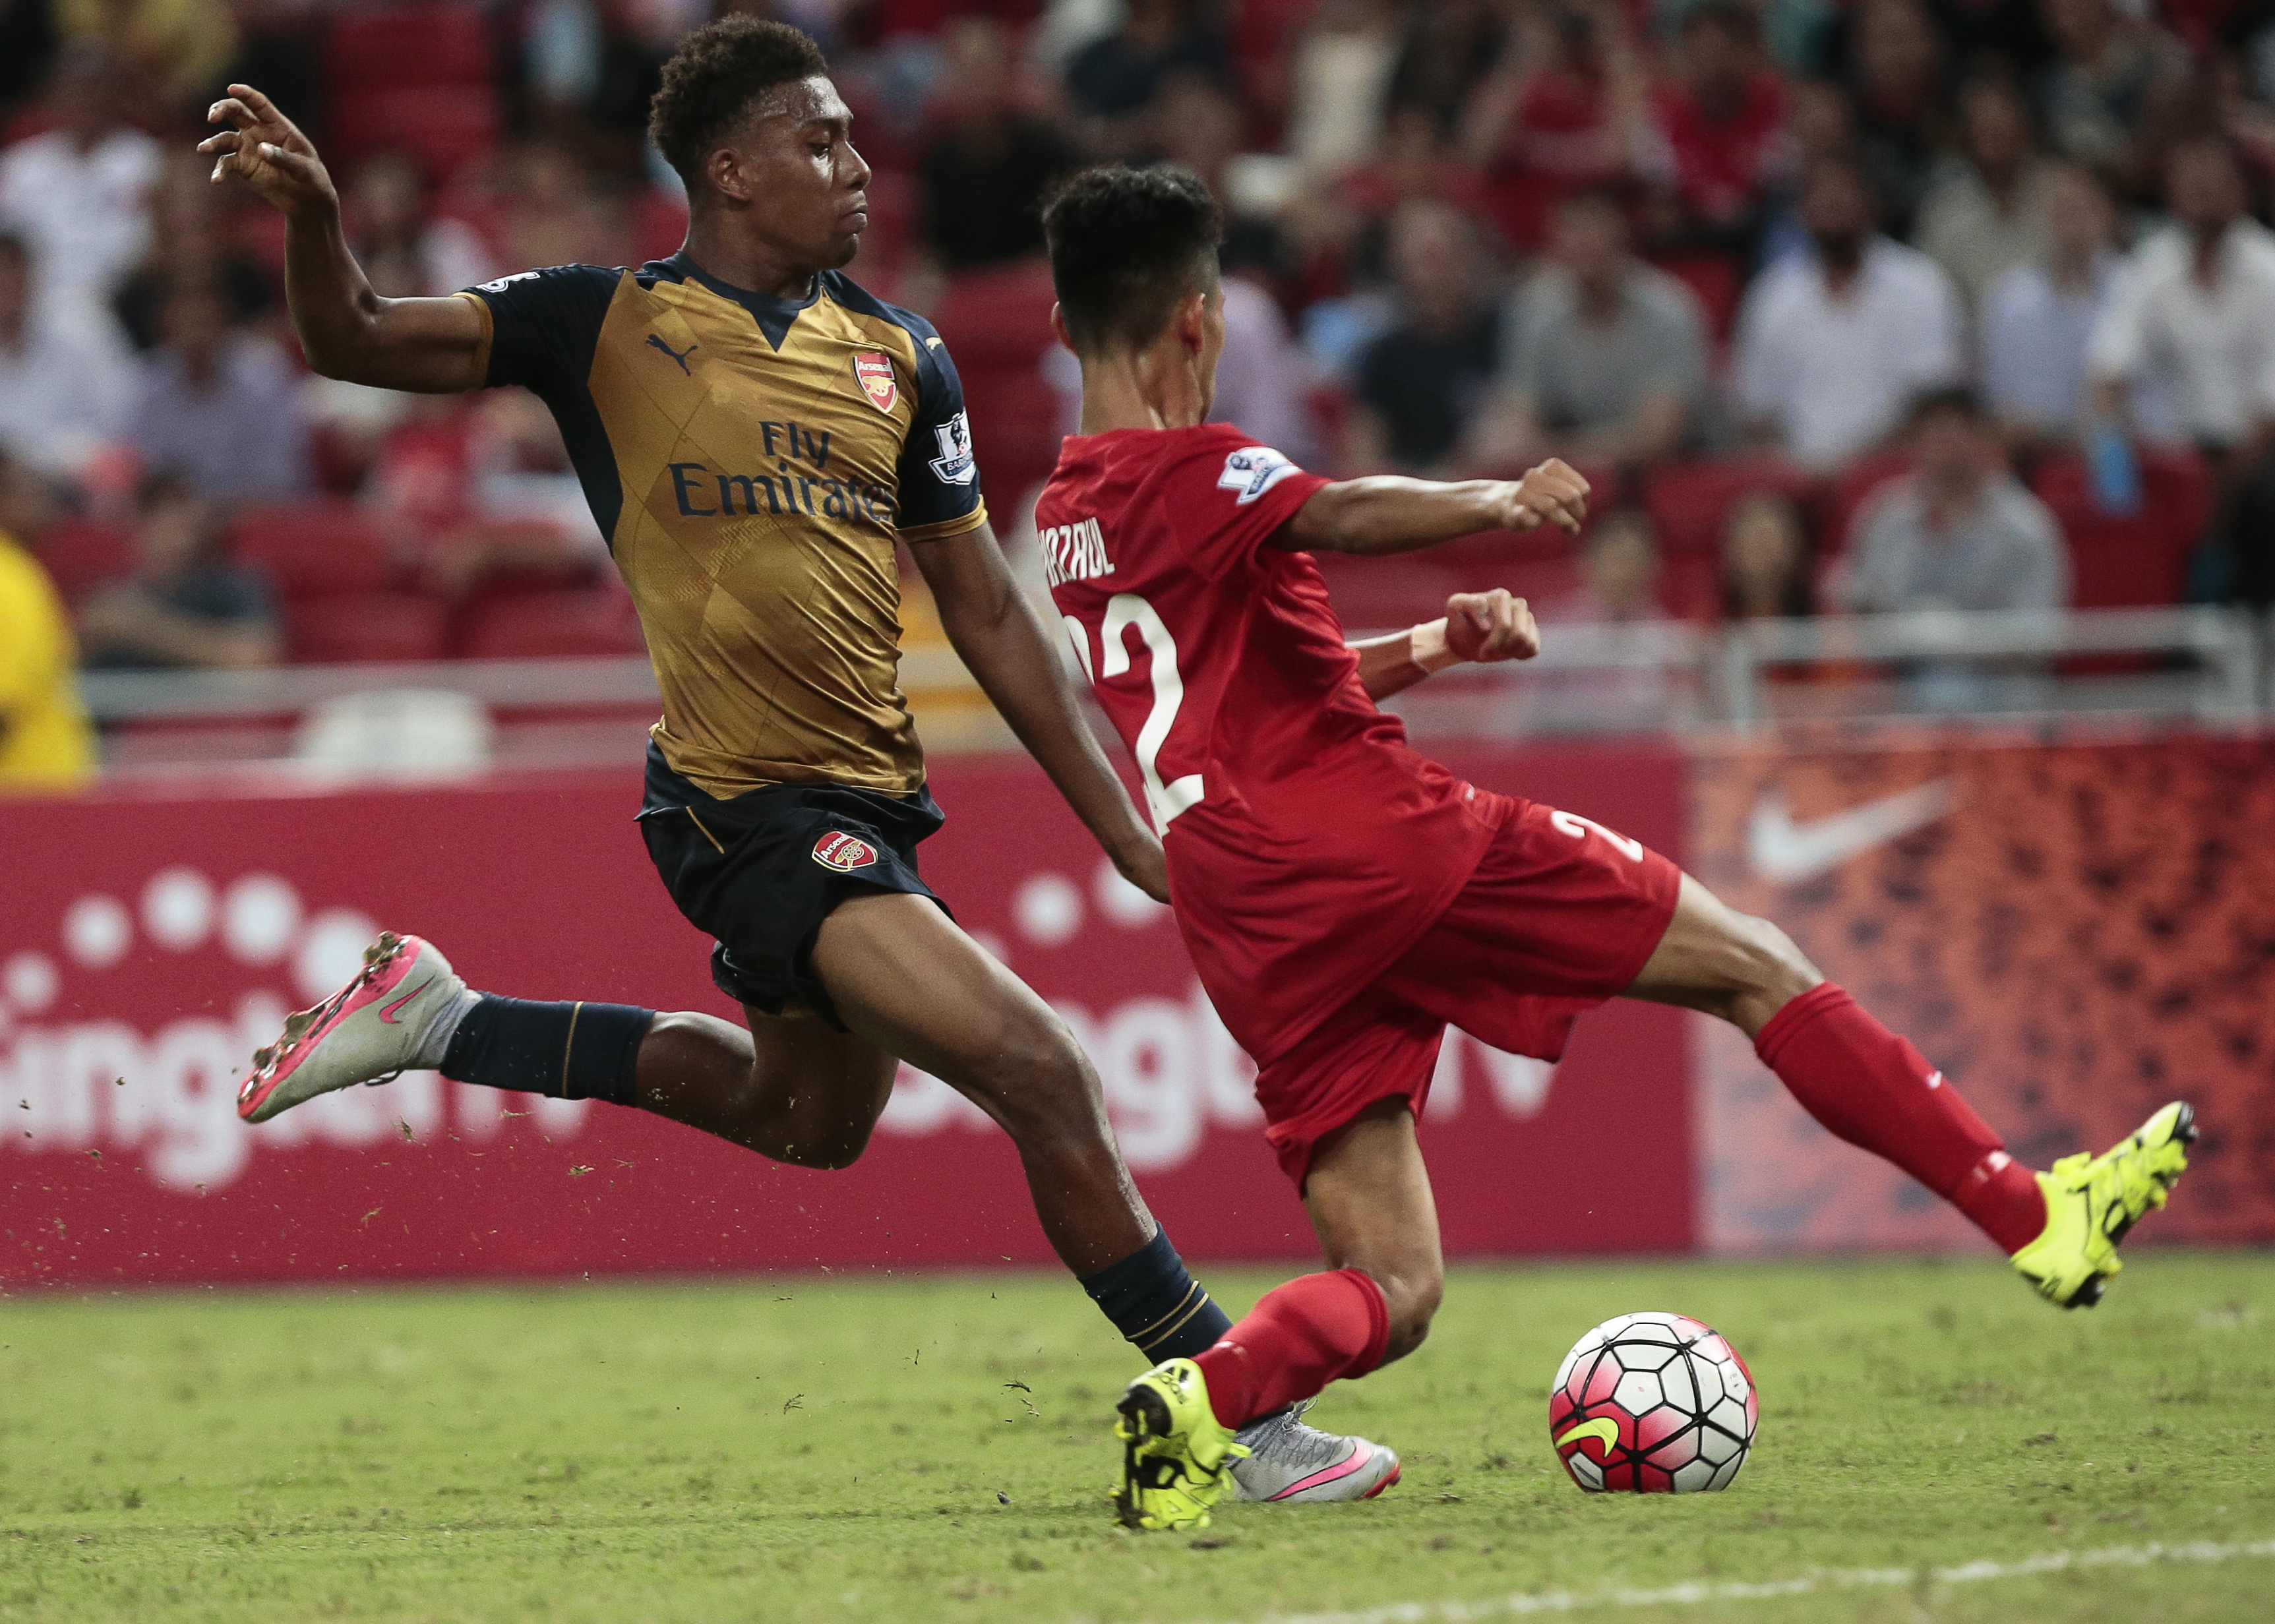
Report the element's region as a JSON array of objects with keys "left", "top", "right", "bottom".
[{"left": 1066, "top": 593, "right": 1205, "bottom": 834}]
